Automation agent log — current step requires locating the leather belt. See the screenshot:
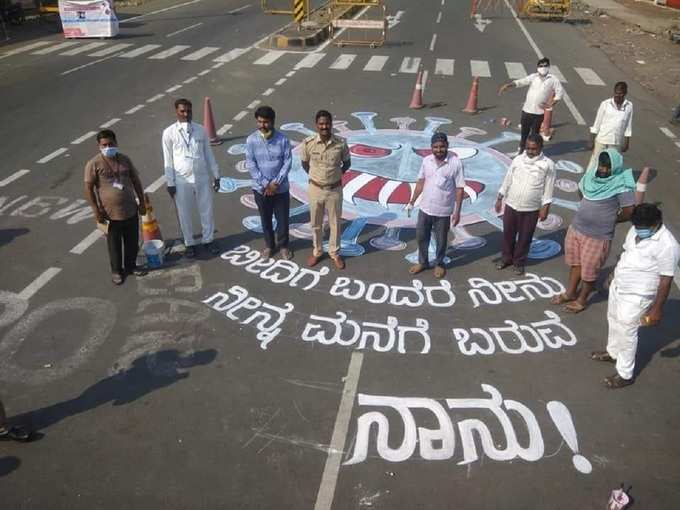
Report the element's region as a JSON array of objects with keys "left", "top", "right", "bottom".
[{"left": 309, "top": 178, "right": 342, "bottom": 190}]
